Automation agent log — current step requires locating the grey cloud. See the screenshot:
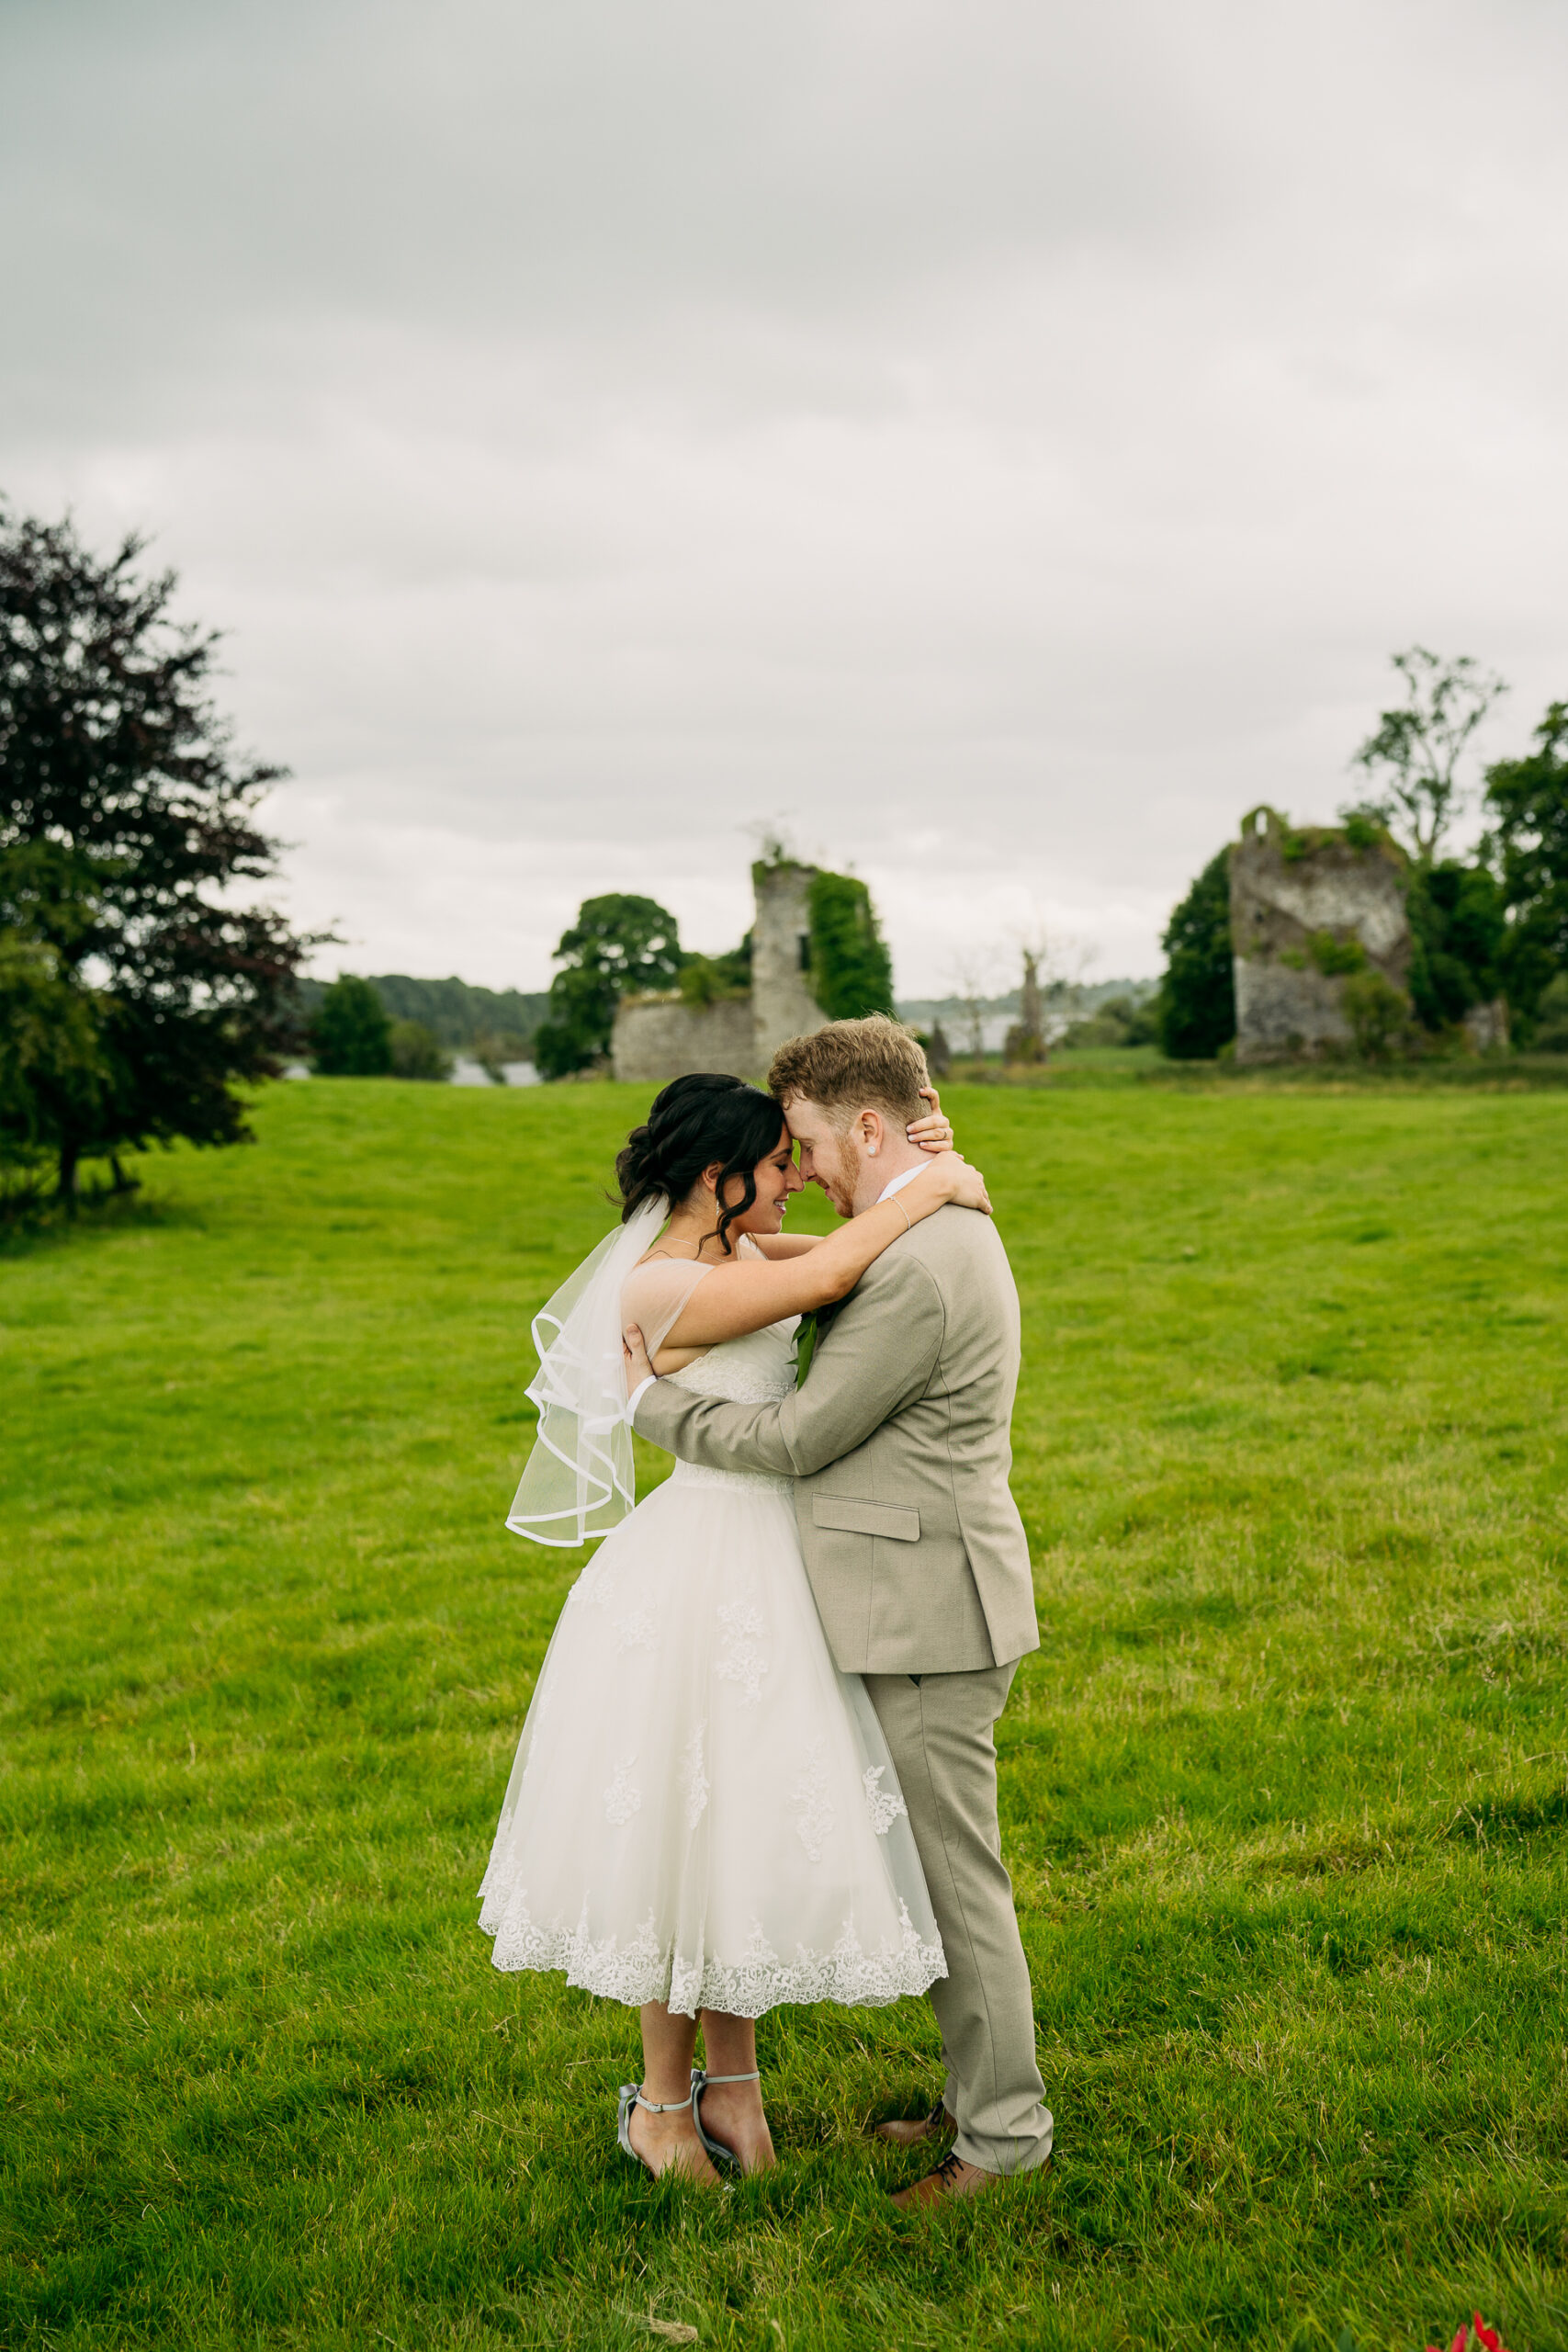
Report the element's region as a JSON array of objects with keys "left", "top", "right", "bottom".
[{"left": 3, "top": 0, "right": 1564, "bottom": 993}]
